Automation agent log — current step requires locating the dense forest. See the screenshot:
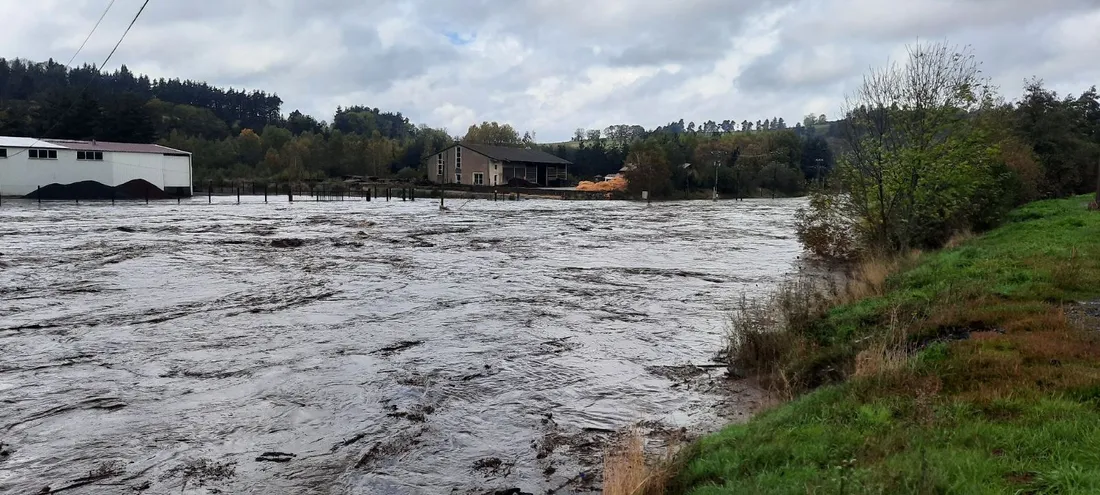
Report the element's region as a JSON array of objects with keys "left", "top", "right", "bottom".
[
  {"left": 0, "top": 57, "right": 1096, "bottom": 202},
  {"left": 0, "top": 58, "right": 451, "bottom": 184},
  {"left": 0, "top": 58, "right": 835, "bottom": 193}
]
